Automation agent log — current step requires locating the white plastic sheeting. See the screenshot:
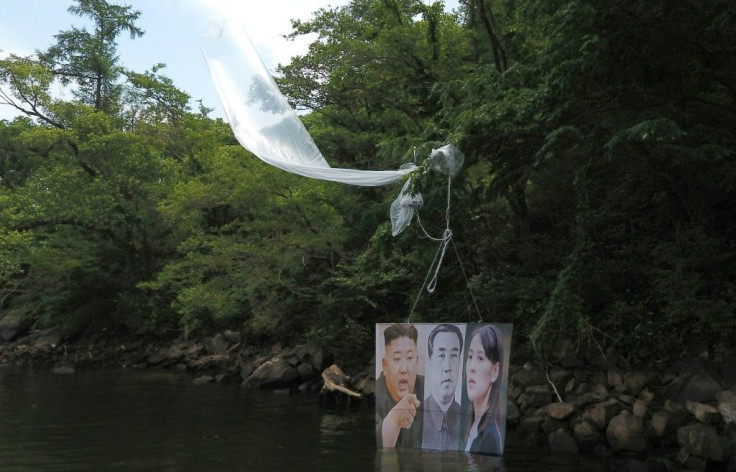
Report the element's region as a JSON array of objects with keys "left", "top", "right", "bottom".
[
  {"left": 390, "top": 144, "right": 465, "bottom": 236},
  {"left": 200, "top": 20, "right": 415, "bottom": 186},
  {"left": 390, "top": 178, "right": 424, "bottom": 236}
]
